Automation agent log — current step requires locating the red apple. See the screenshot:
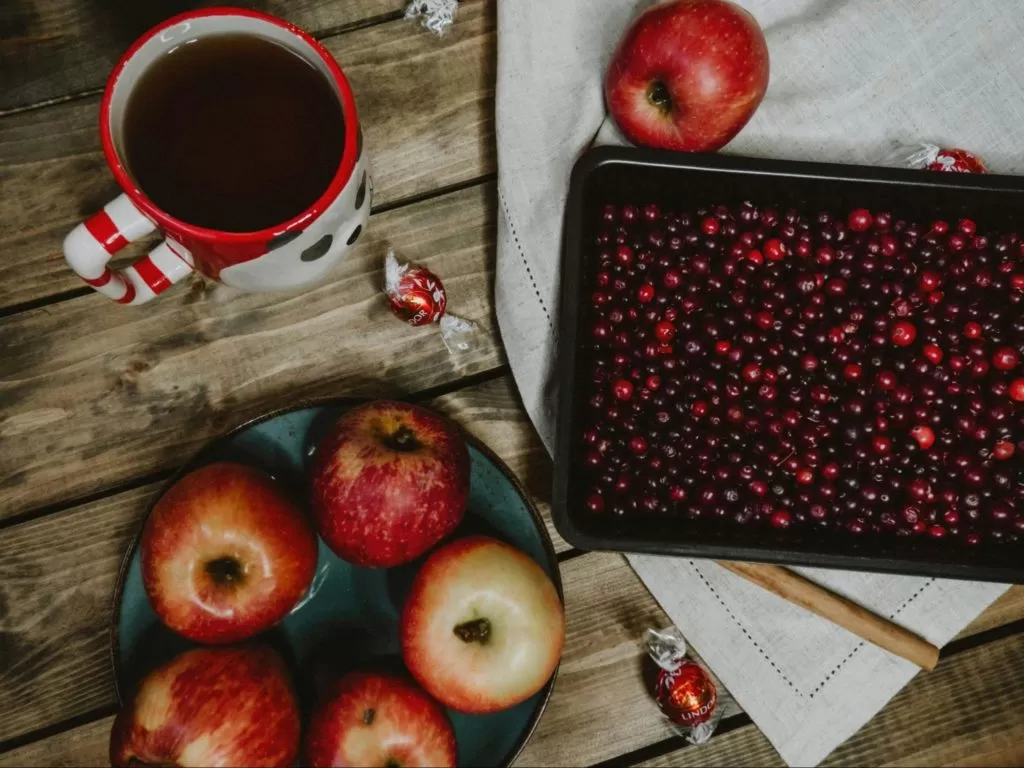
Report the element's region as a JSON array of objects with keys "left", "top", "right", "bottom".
[
  {"left": 305, "top": 671, "right": 456, "bottom": 768},
  {"left": 401, "top": 536, "right": 564, "bottom": 713},
  {"left": 605, "top": 0, "right": 769, "bottom": 152},
  {"left": 142, "top": 462, "right": 318, "bottom": 644},
  {"left": 109, "top": 645, "right": 301, "bottom": 767},
  {"left": 310, "top": 401, "right": 469, "bottom": 568}
]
